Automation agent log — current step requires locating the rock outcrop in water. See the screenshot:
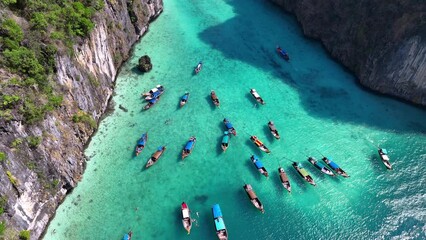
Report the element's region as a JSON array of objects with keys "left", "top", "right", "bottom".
[
  {"left": 138, "top": 55, "right": 153, "bottom": 72},
  {"left": 0, "top": 0, "right": 163, "bottom": 238},
  {"left": 269, "top": 0, "right": 426, "bottom": 106}
]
